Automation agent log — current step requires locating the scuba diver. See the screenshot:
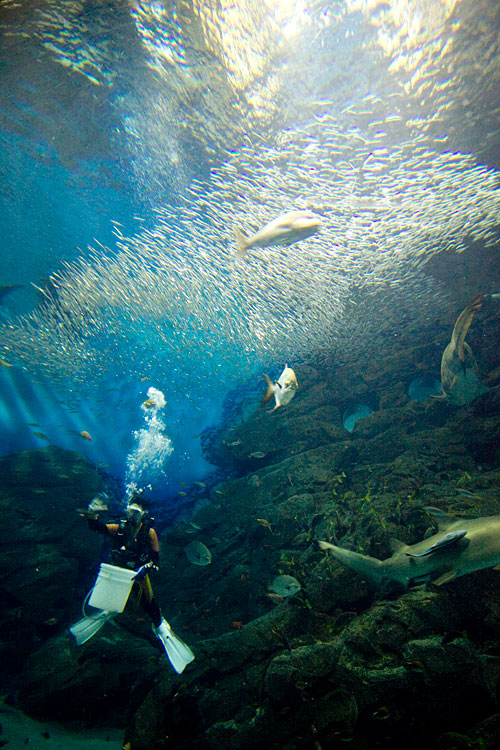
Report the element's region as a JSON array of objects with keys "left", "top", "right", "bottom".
[{"left": 69, "top": 494, "right": 194, "bottom": 674}]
